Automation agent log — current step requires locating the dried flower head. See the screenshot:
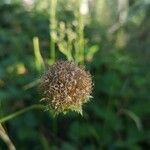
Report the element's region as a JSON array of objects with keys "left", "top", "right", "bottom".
[{"left": 41, "top": 60, "right": 93, "bottom": 115}]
